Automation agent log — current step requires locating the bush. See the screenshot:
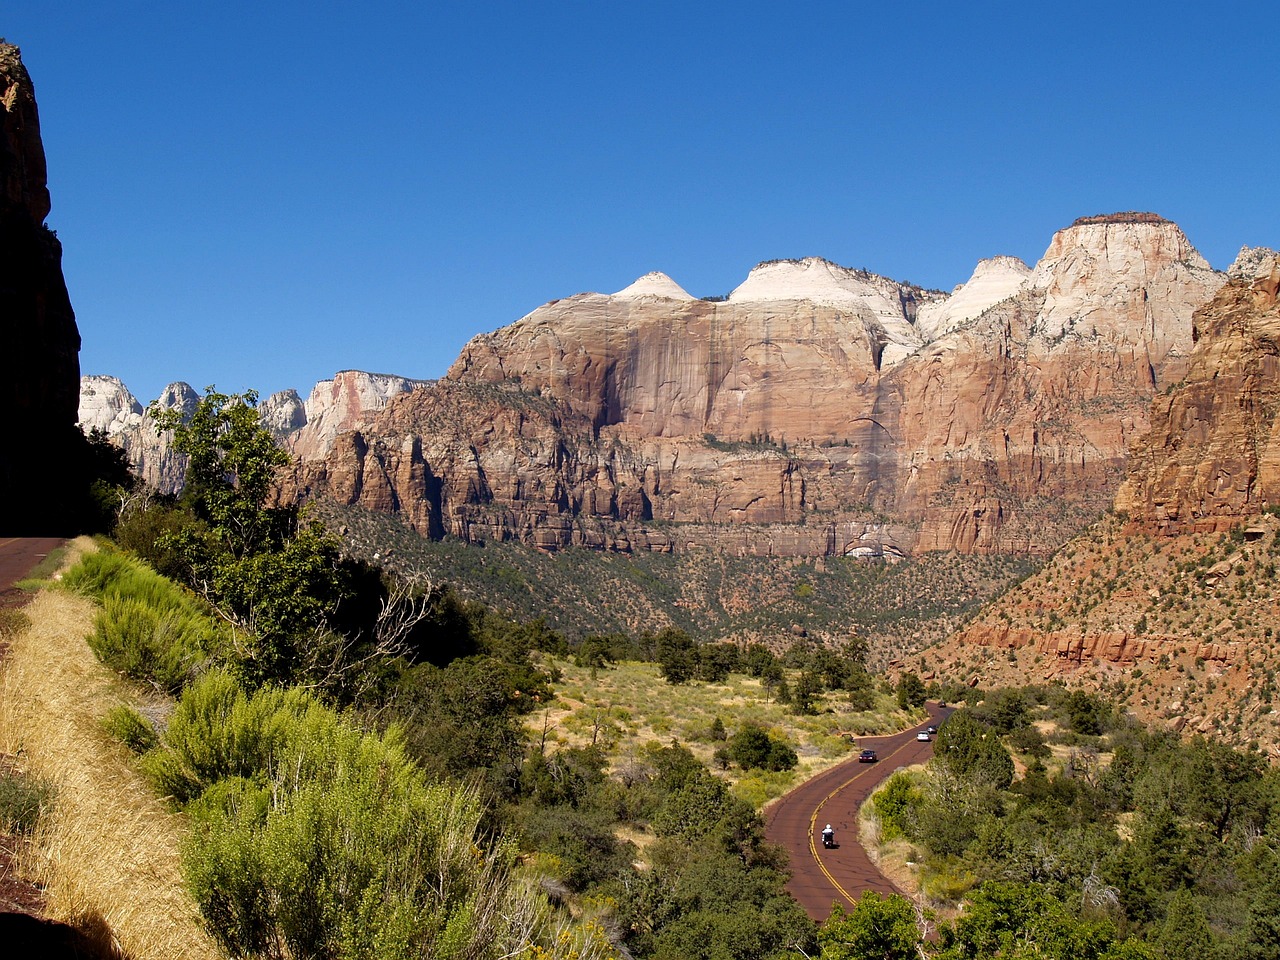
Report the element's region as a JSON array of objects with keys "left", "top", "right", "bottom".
[
  {"left": 149, "top": 670, "right": 605, "bottom": 959},
  {"left": 65, "top": 548, "right": 219, "bottom": 693},
  {"left": 101, "top": 705, "right": 159, "bottom": 754},
  {"left": 873, "top": 772, "right": 919, "bottom": 841},
  {"left": 91, "top": 595, "right": 214, "bottom": 694},
  {"left": 0, "top": 766, "right": 54, "bottom": 834},
  {"left": 728, "top": 725, "right": 798, "bottom": 772}
]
